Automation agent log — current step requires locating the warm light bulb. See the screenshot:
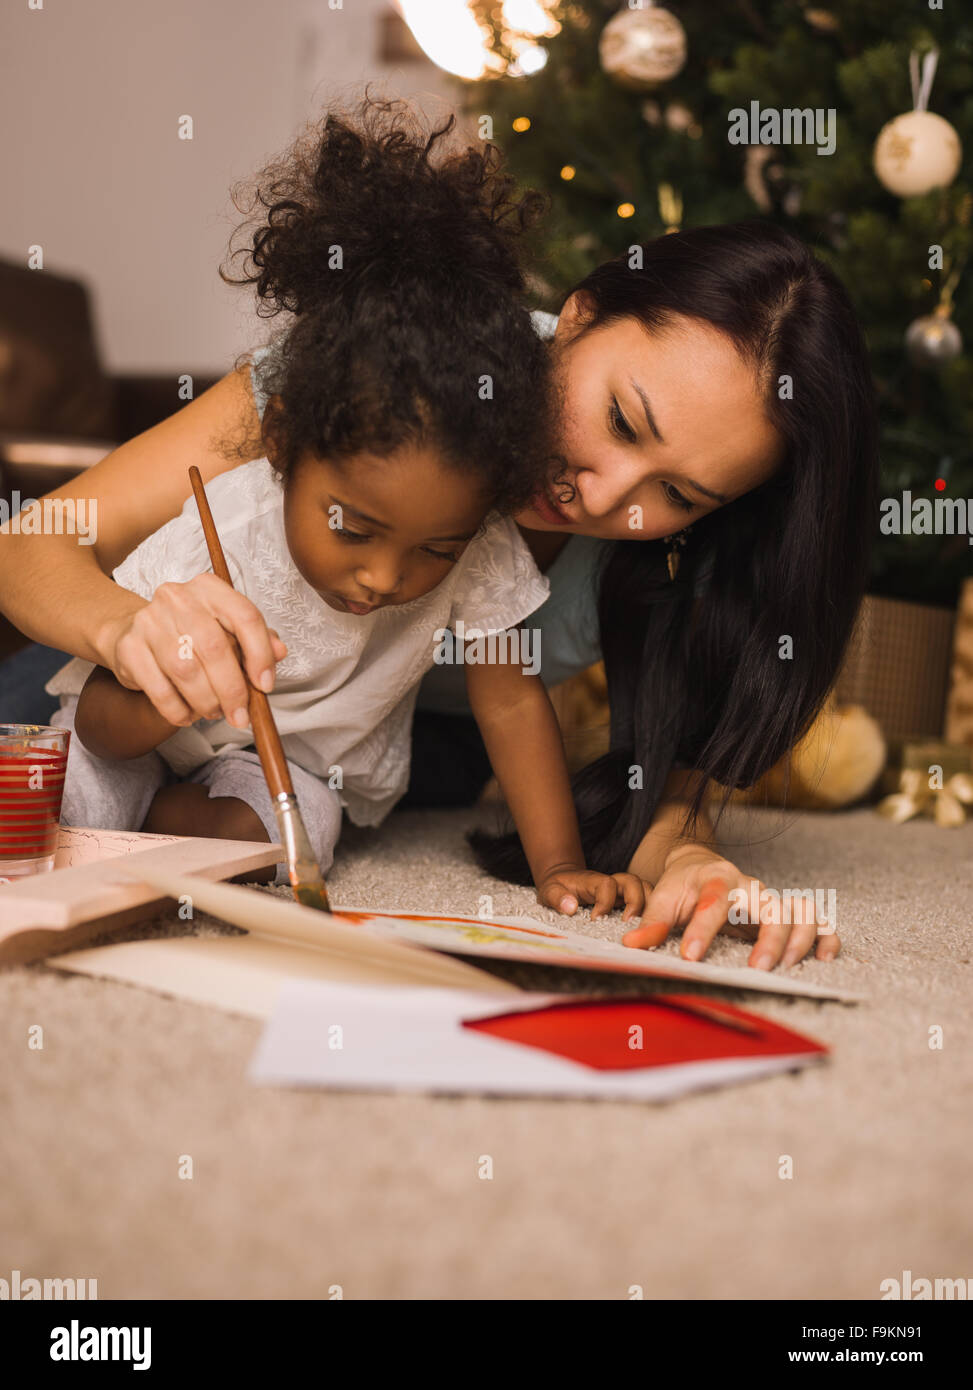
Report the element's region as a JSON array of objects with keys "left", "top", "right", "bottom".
[
  {"left": 396, "top": 0, "right": 494, "bottom": 79},
  {"left": 513, "top": 116, "right": 531, "bottom": 133},
  {"left": 511, "top": 44, "right": 548, "bottom": 75},
  {"left": 395, "top": 1, "right": 558, "bottom": 79},
  {"left": 502, "top": 0, "right": 559, "bottom": 36},
  {"left": 560, "top": 165, "right": 576, "bottom": 180},
  {"left": 617, "top": 203, "right": 636, "bottom": 219}
]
